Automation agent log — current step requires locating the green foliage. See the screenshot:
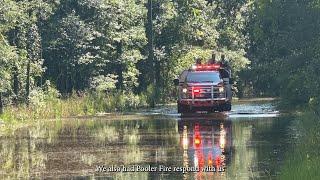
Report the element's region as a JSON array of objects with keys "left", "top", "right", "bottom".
[
  {"left": 0, "top": 0, "right": 252, "bottom": 113},
  {"left": 90, "top": 74, "right": 118, "bottom": 92},
  {"left": 244, "top": 0, "right": 320, "bottom": 106},
  {"left": 139, "top": 0, "right": 251, "bottom": 102},
  {"left": 171, "top": 47, "right": 212, "bottom": 76},
  {"left": 0, "top": 41, "right": 16, "bottom": 93},
  {"left": 145, "top": 84, "right": 156, "bottom": 107},
  {"left": 0, "top": 88, "right": 148, "bottom": 127}
]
